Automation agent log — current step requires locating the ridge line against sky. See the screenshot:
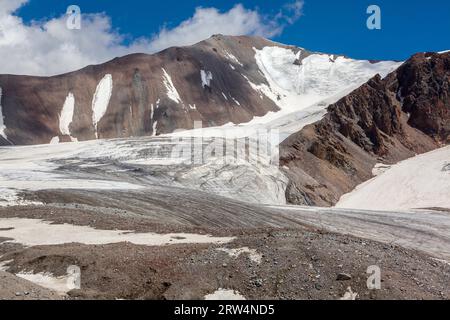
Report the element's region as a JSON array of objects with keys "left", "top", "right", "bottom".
[
  {"left": 0, "top": 0, "right": 449, "bottom": 76},
  {"left": 0, "top": 0, "right": 303, "bottom": 76}
]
